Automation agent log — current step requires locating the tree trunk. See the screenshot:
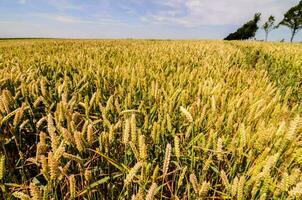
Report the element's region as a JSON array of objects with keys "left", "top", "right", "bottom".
[
  {"left": 265, "top": 31, "right": 268, "bottom": 41},
  {"left": 291, "top": 29, "right": 296, "bottom": 42}
]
